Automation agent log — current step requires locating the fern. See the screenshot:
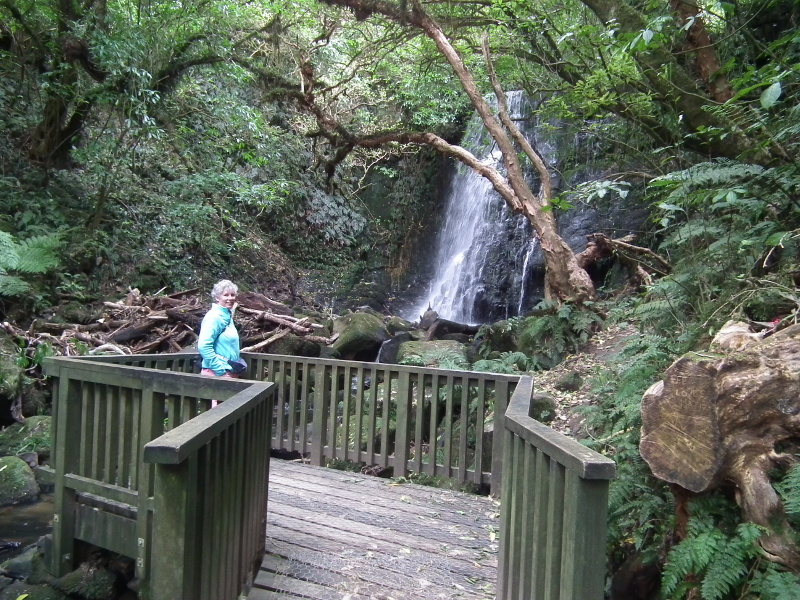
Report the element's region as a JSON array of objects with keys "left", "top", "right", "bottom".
[
  {"left": 0, "top": 230, "right": 62, "bottom": 296},
  {"left": 517, "top": 300, "right": 603, "bottom": 369},
  {"left": 753, "top": 569, "right": 800, "bottom": 600},
  {"left": 662, "top": 519, "right": 764, "bottom": 600},
  {"left": 13, "top": 235, "right": 62, "bottom": 273},
  {"left": 776, "top": 461, "right": 800, "bottom": 515}
]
